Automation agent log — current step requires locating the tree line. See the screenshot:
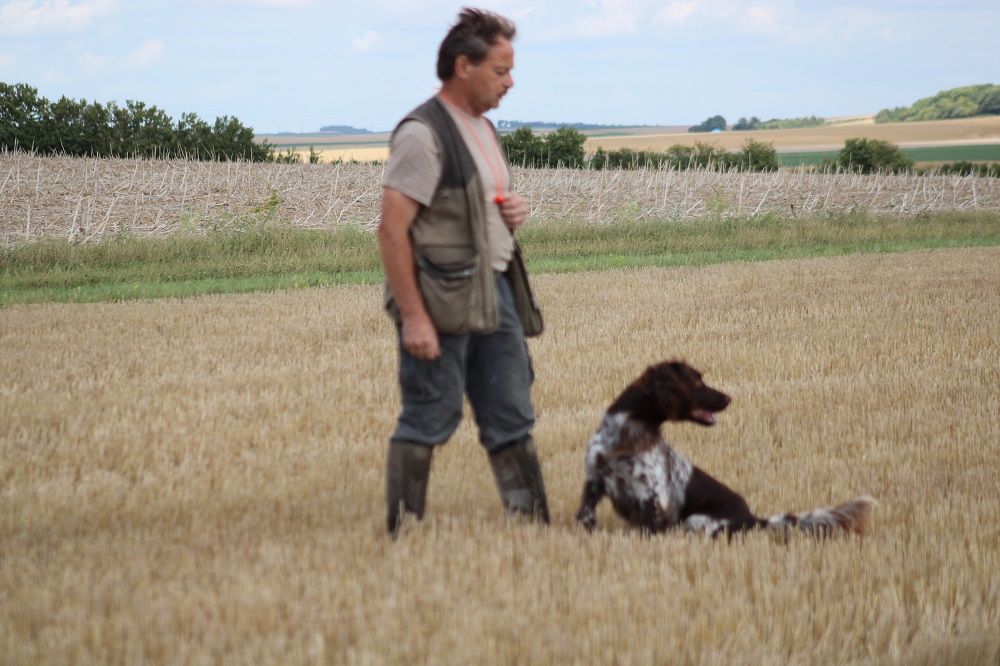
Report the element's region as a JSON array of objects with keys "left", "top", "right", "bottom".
[
  {"left": 501, "top": 127, "right": 997, "bottom": 176},
  {"left": 1, "top": 82, "right": 275, "bottom": 161},
  {"left": 732, "top": 116, "right": 825, "bottom": 131},
  {"left": 500, "top": 126, "right": 780, "bottom": 171},
  {"left": 876, "top": 84, "right": 1000, "bottom": 123},
  {"left": 688, "top": 114, "right": 826, "bottom": 132},
  {"left": 589, "top": 140, "right": 779, "bottom": 171}
]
